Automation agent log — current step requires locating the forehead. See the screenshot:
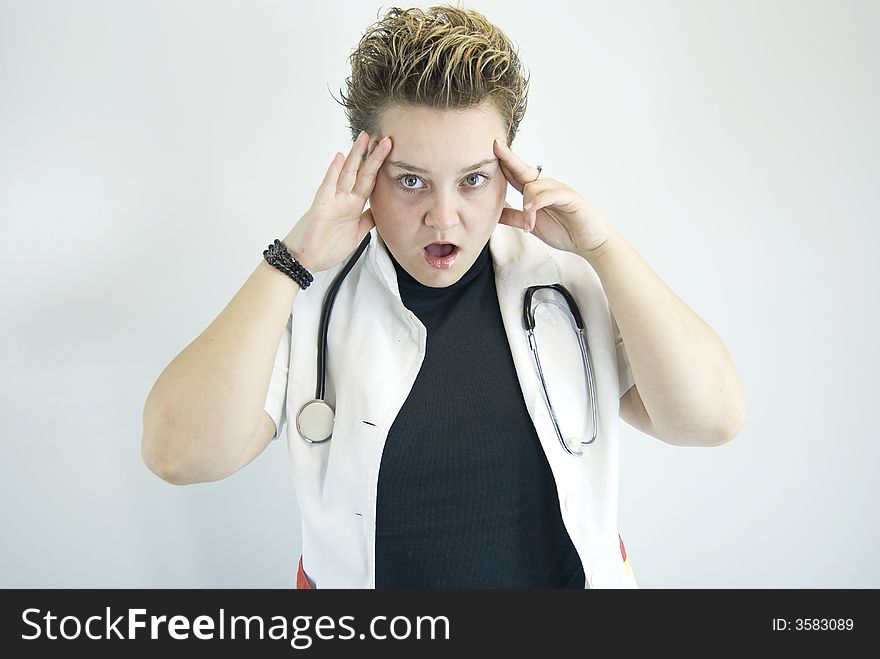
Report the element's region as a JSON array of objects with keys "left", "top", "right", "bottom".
[{"left": 378, "top": 104, "right": 505, "bottom": 173}]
